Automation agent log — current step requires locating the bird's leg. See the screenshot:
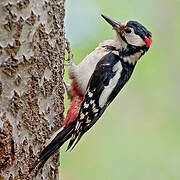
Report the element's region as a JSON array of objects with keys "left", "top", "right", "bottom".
[{"left": 64, "top": 38, "right": 74, "bottom": 66}]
